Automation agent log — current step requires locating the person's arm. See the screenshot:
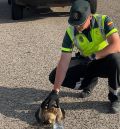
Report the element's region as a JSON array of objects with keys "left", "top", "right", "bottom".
[
  {"left": 95, "top": 32, "right": 120, "bottom": 59},
  {"left": 41, "top": 29, "right": 73, "bottom": 109},
  {"left": 53, "top": 52, "right": 72, "bottom": 92},
  {"left": 95, "top": 15, "right": 120, "bottom": 59},
  {"left": 41, "top": 52, "right": 72, "bottom": 109}
]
